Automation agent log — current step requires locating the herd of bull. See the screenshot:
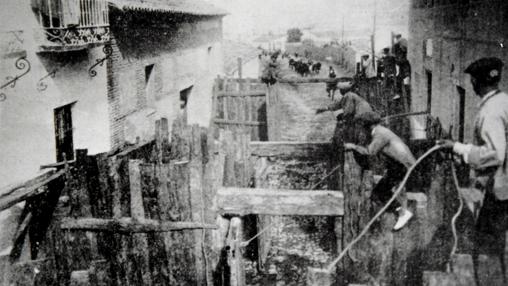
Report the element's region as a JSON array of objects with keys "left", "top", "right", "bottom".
[{"left": 289, "top": 58, "right": 322, "bottom": 77}]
